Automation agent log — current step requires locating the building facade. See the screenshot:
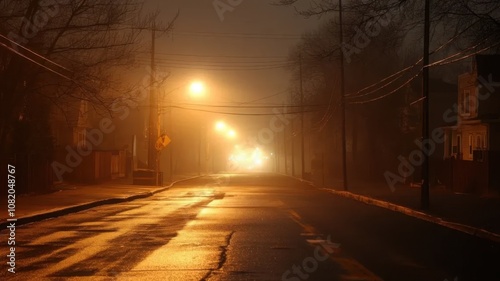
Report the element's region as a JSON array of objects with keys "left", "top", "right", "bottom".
[{"left": 443, "top": 55, "right": 500, "bottom": 194}]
